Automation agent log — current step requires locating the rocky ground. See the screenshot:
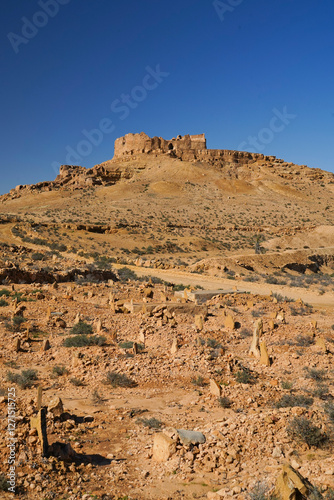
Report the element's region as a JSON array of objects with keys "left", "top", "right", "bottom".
[{"left": 1, "top": 258, "right": 334, "bottom": 499}]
